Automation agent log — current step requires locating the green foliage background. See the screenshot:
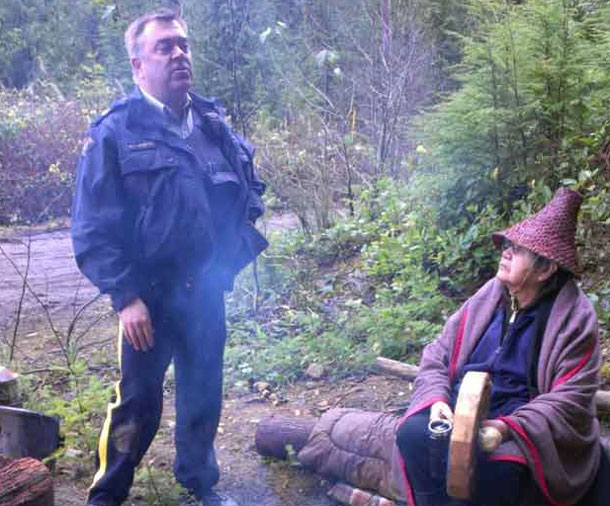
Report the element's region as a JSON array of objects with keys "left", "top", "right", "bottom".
[
  {"left": 0, "top": 3, "right": 609, "bottom": 486},
  {"left": 2, "top": 0, "right": 610, "bottom": 382}
]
